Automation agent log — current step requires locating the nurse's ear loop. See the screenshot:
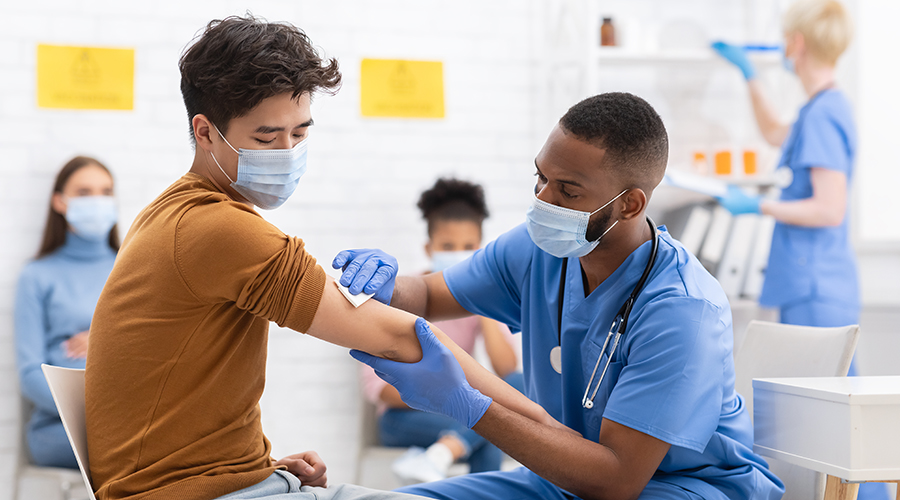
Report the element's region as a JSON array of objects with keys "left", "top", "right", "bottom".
[{"left": 556, "top": 217, "right": 659, "bottom": 409}]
